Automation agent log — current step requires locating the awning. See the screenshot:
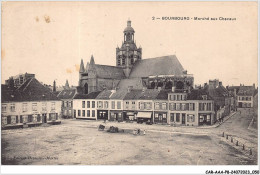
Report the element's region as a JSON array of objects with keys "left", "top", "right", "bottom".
[{"left": 136, "top": 112, "right": 152, "bottom": 118}]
